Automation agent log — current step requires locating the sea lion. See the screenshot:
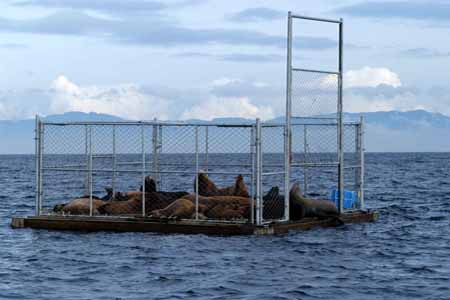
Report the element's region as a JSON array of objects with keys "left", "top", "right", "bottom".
[
  {"left": 98, "top": 177, "right": 157, "bottom": 202},
  {"left": 262, "top": 186, "right": 285, "bottom": 220},
  {"left": 151, "top": 194, "right": 251, "bottom": 220},
  {"left": 54, "top": 197, "right": 107, "bottom": 215},
  {"left": 289, "top": 183, "right": 339, "bottom": 220},
  {"left": 139, "top": 176, "right": 157, "bottom": 193},
  {"left": 97, "top": 191, "right": 189, "bottom": 215},
  {"left": 150, "top": 198, "right": 196, "bottom": 219},
  {"left": 196, "top": 173, "right": 249, "bottom": 197}
]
